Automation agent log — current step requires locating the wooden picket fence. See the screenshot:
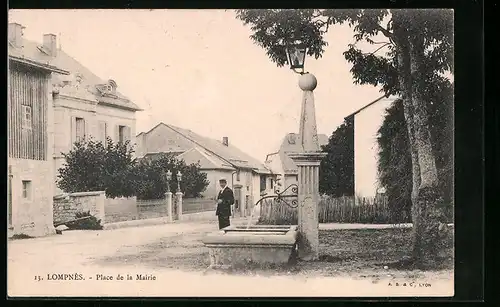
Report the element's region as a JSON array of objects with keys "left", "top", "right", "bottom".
[{"left": 258, "top": 195, "right": 411, "bottom": 225}]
